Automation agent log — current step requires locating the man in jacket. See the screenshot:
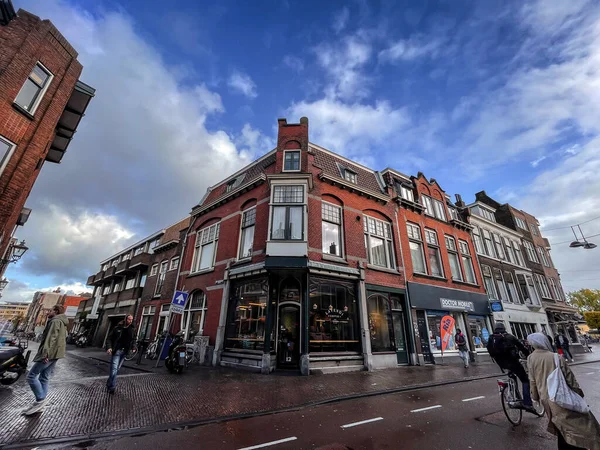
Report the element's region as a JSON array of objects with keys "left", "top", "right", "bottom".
[
  {"left": 487, "top": 322, "right": 534, "bottom": 411},
  {"left": 555, "top": 332, "right": 574, "bottom": 362},
  {"left": 455, "top": 328, "right": 469, "bottom": 368},
  {"left": 106, "top": 314, "right": 135, "bottom": 394},
  {"left": 24, "top": 304, "right": 68, "bottom": 415}
]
